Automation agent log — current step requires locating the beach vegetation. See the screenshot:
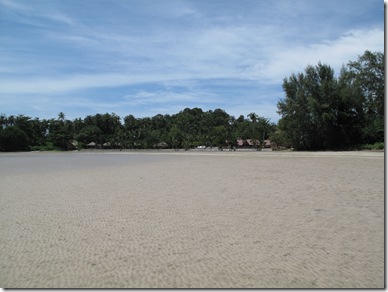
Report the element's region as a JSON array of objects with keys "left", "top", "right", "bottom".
[
  {"left": 277, "top": 51, "right": 384, "bottom": 150},
  {"left": 0, "top": 51, "right": 383, "bottom": 152},
  {"left": 0, "top": 108, "right": 275, "bottom": 151},
  {"left": 361, "top": 142, "right": 384, "bottom": 150},
  {"left": 0, "top": 126, "right": 29, "bottom": 151}
]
